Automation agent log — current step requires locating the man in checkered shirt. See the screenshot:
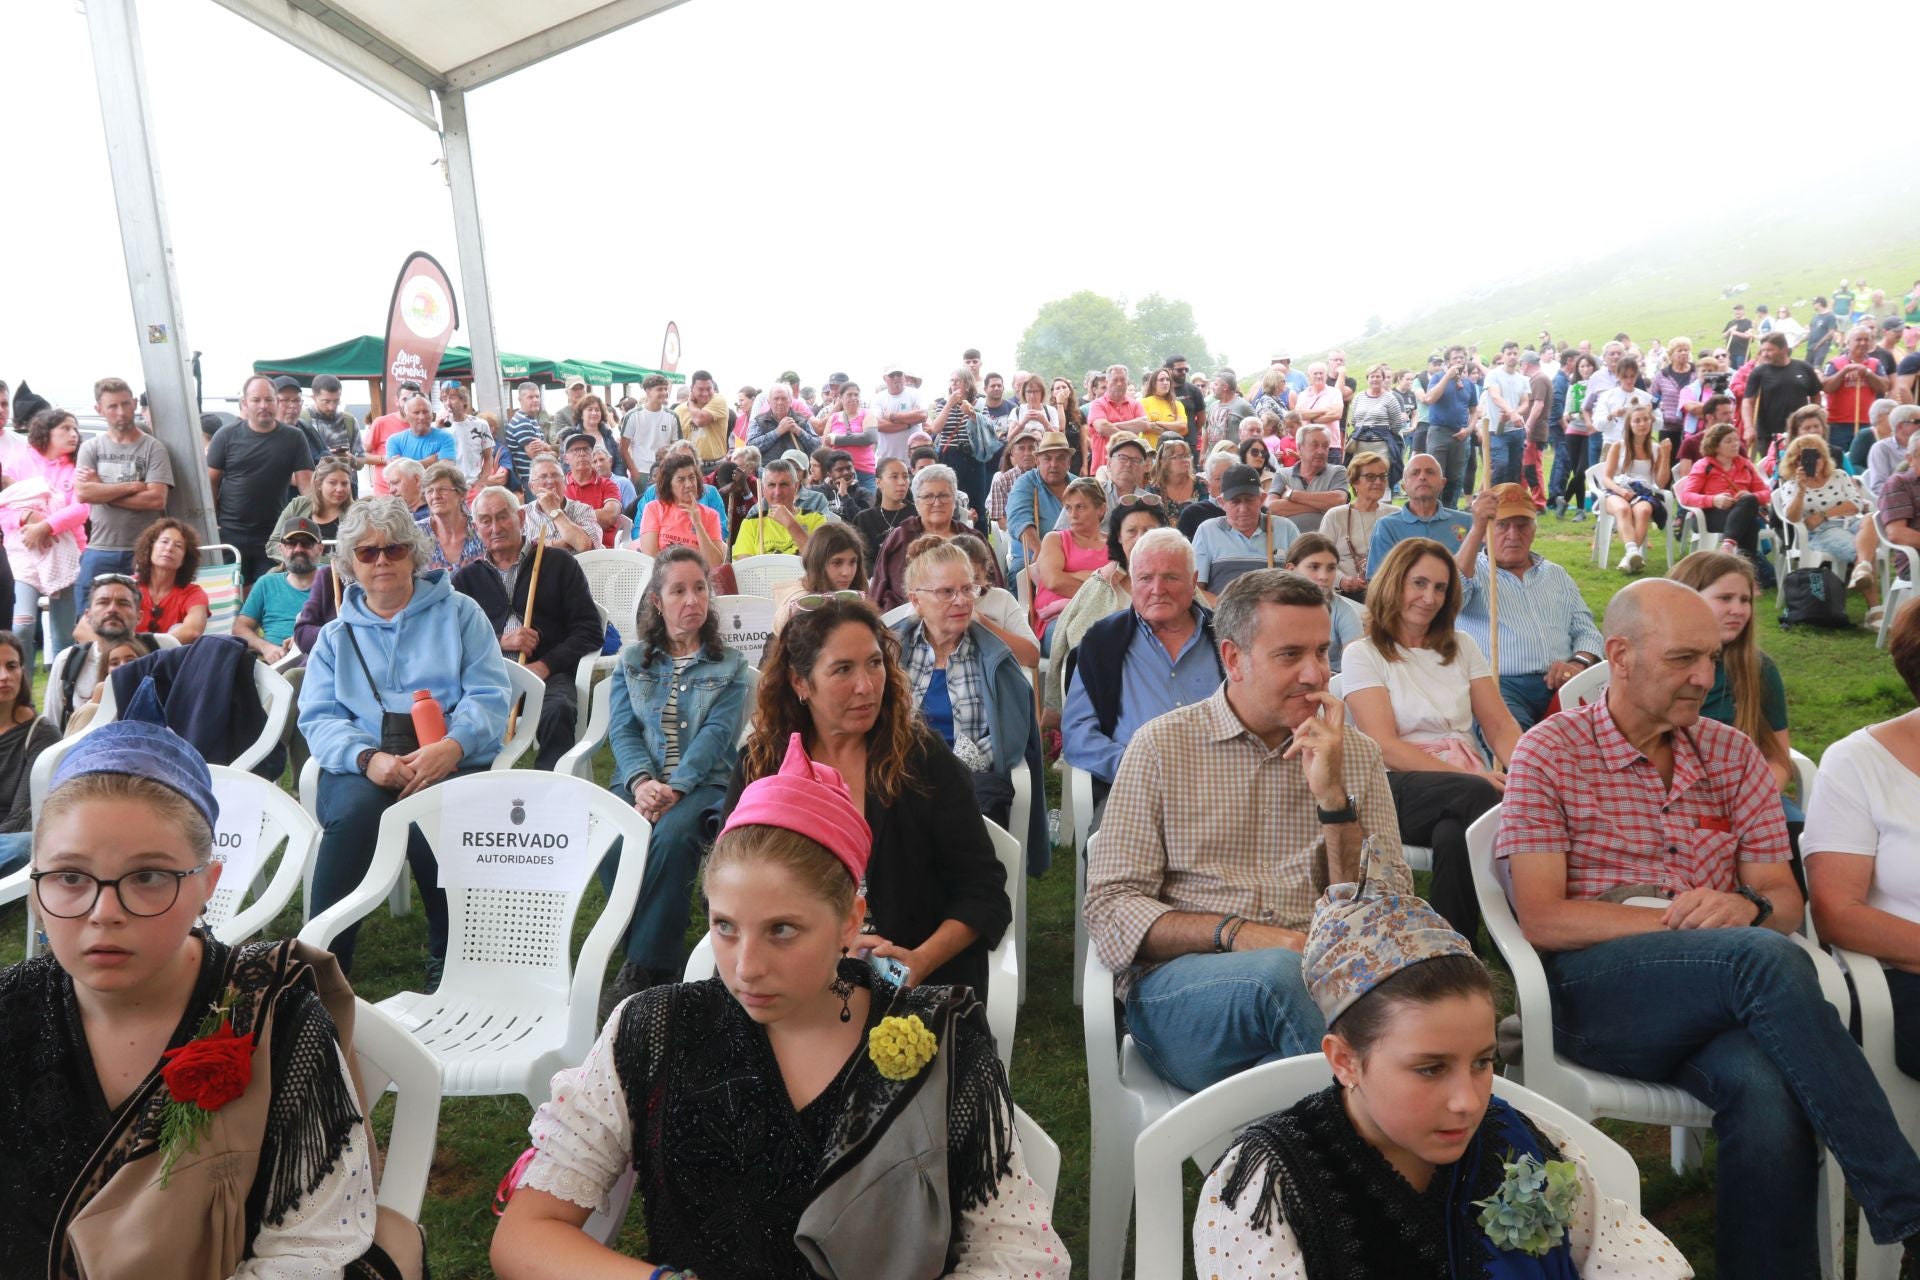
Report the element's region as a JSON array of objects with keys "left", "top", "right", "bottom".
[{"left": 1497, "top": 578, "right": 1920, "bottom": 1276}]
